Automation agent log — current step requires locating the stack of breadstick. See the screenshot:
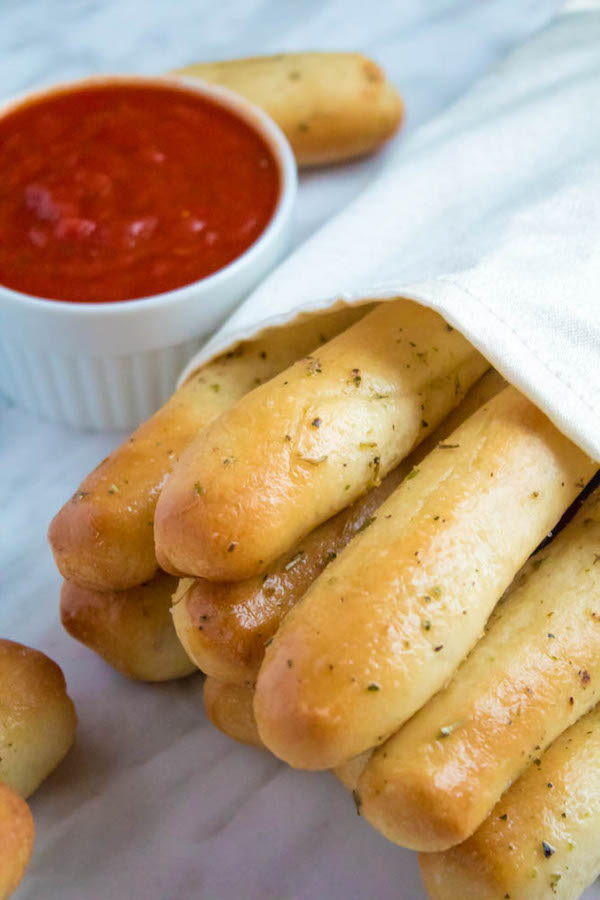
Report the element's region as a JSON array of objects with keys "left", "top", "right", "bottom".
[
  {"left": 50, "top": 306, "right": 366, "bottom": 681},
  {"left": 175, "top": 52, "right": 404, "bottom": 168},
  {"left": 0, "top": 639, "right": 77, "bottom": 899},
  {"left": 49, "top": 299, "right": 600, "bottom": 899}
]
